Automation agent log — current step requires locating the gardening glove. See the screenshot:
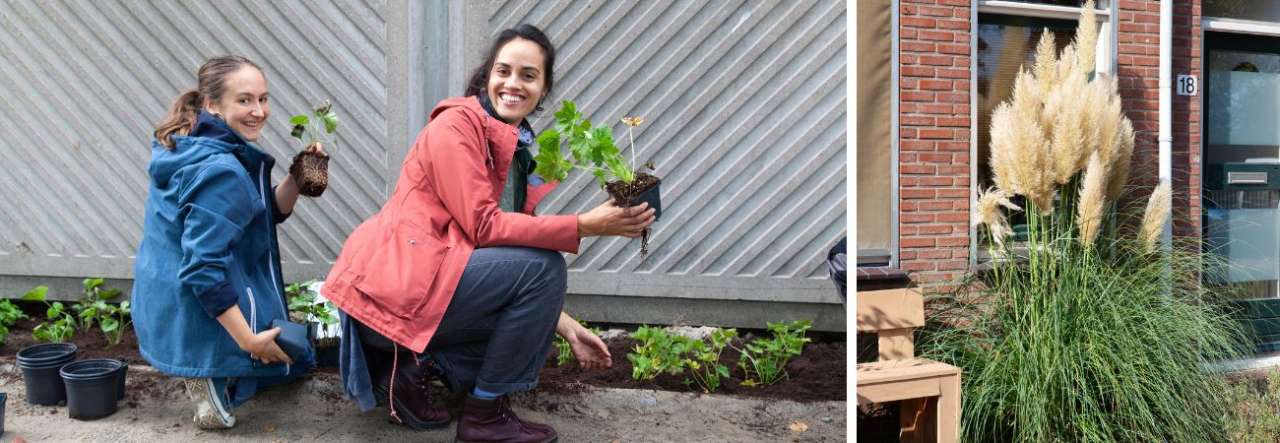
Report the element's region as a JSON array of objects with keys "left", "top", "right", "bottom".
[{"left": 564, "top": 323, "right": 612, "bottom": 370}]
